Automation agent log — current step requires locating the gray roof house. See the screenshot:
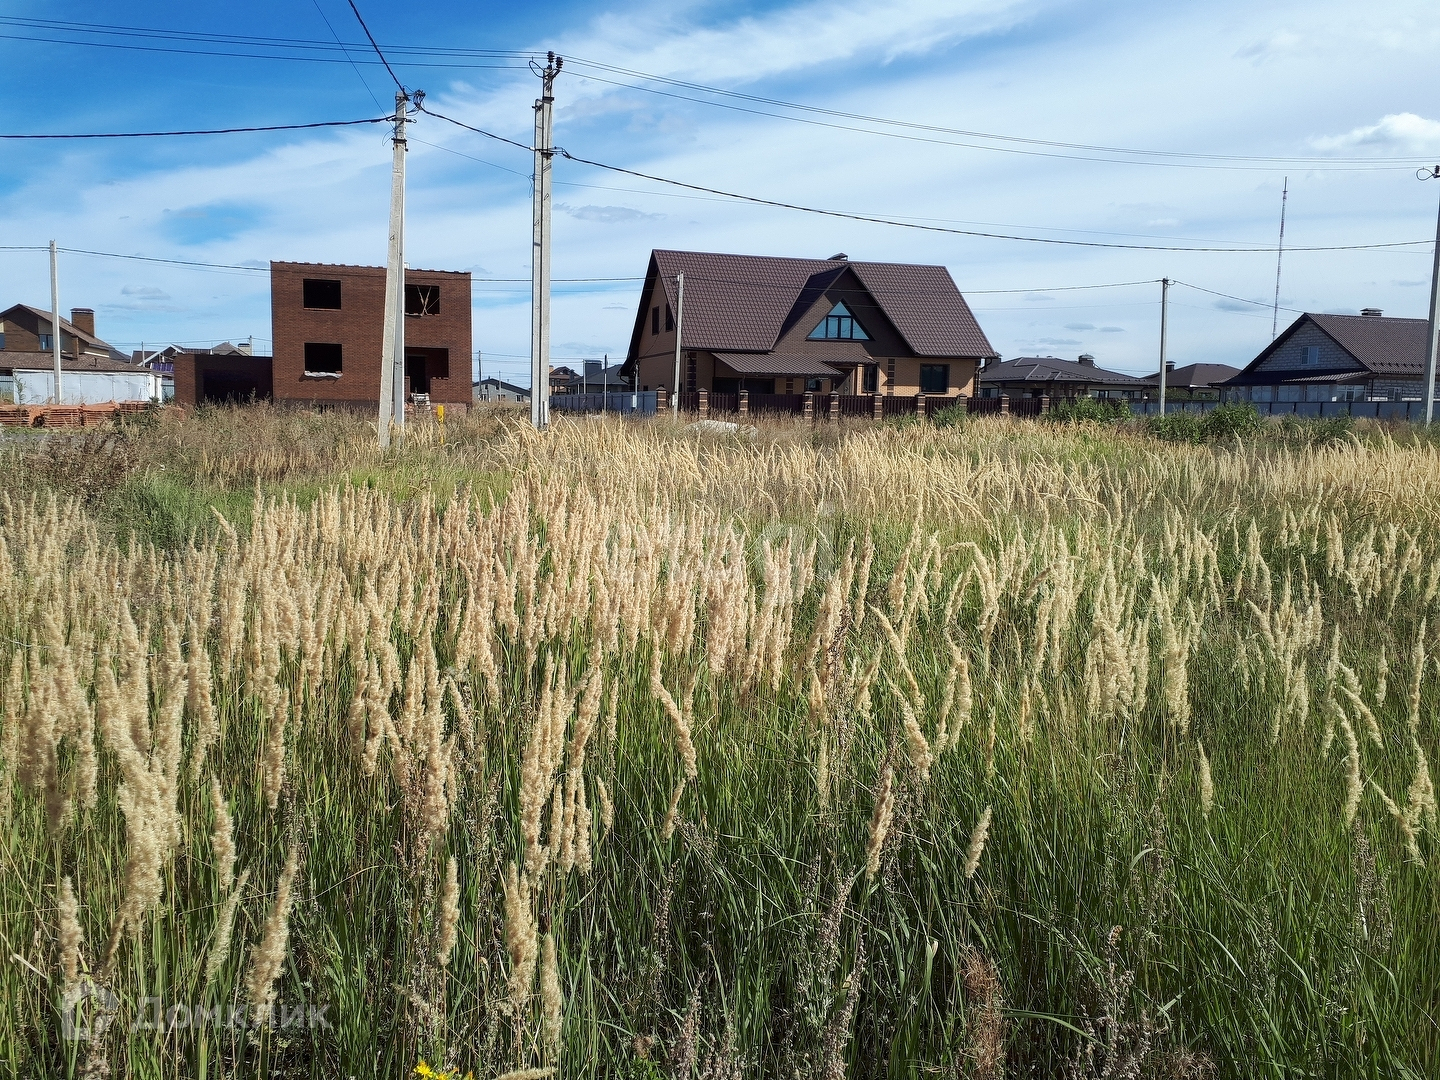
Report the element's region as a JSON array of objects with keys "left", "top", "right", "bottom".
[
  {"left": 1139, "top": 363, "right": 1242, "bottom": 398},
  {"left": 1224, "top": 311, "right": 1429, "bottom": 403},
  {"left": 976, "top": 354, "right": 1146, "bottom": 399},
  {"left": 473, "top": 377, "right": 530, "bottom": 403}
]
